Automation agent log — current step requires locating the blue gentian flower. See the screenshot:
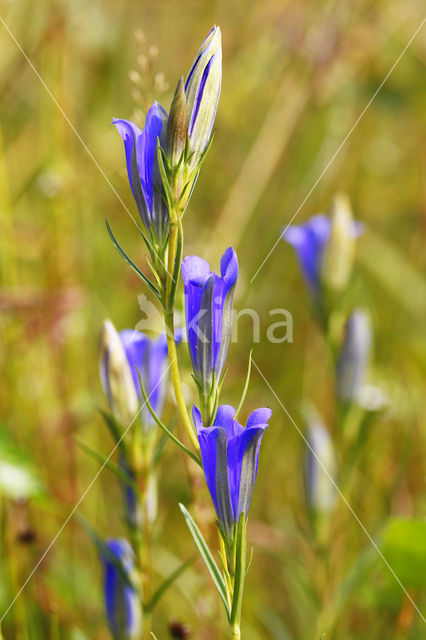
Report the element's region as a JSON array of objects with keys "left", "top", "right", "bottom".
[
  {"left": 181, "top": 248, "right": 238, "bottom": 397},
  {"left": 113, "top": 103, "right": 169, "bottom": 248},
  {"left": 336, "top": 310, "right": 372, "bottom": 403},
  {"left": 305, "top": 415, "right": 337, "bottom": 514},
  {"left": 100, "top": 322, "right": 174, "bottom": 429},
  {"left": 193, "top": 404, "right": 271, "bottom": 543},
  {"left": 284, "top": 214, "right": 362, "bottom": 299},
  {"left": 185, "top": 26, "right": 222, "bottom": 166},
  {"left": 102, "top": 539, "right": 142, "bottom": 640},
  {"left": 119, "top": 330, "right": 170, "bottom": 429}
]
